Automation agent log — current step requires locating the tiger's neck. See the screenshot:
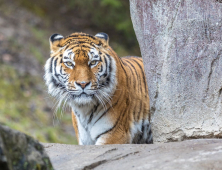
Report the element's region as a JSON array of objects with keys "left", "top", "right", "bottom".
[{"left": 70, "top": 99, "right": 116, "bottom": 145}]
